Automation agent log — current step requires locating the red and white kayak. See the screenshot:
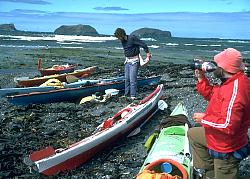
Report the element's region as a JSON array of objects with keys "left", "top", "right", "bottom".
[{"left": 28, "top": 84, "right": 164, "bottom": 176}]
